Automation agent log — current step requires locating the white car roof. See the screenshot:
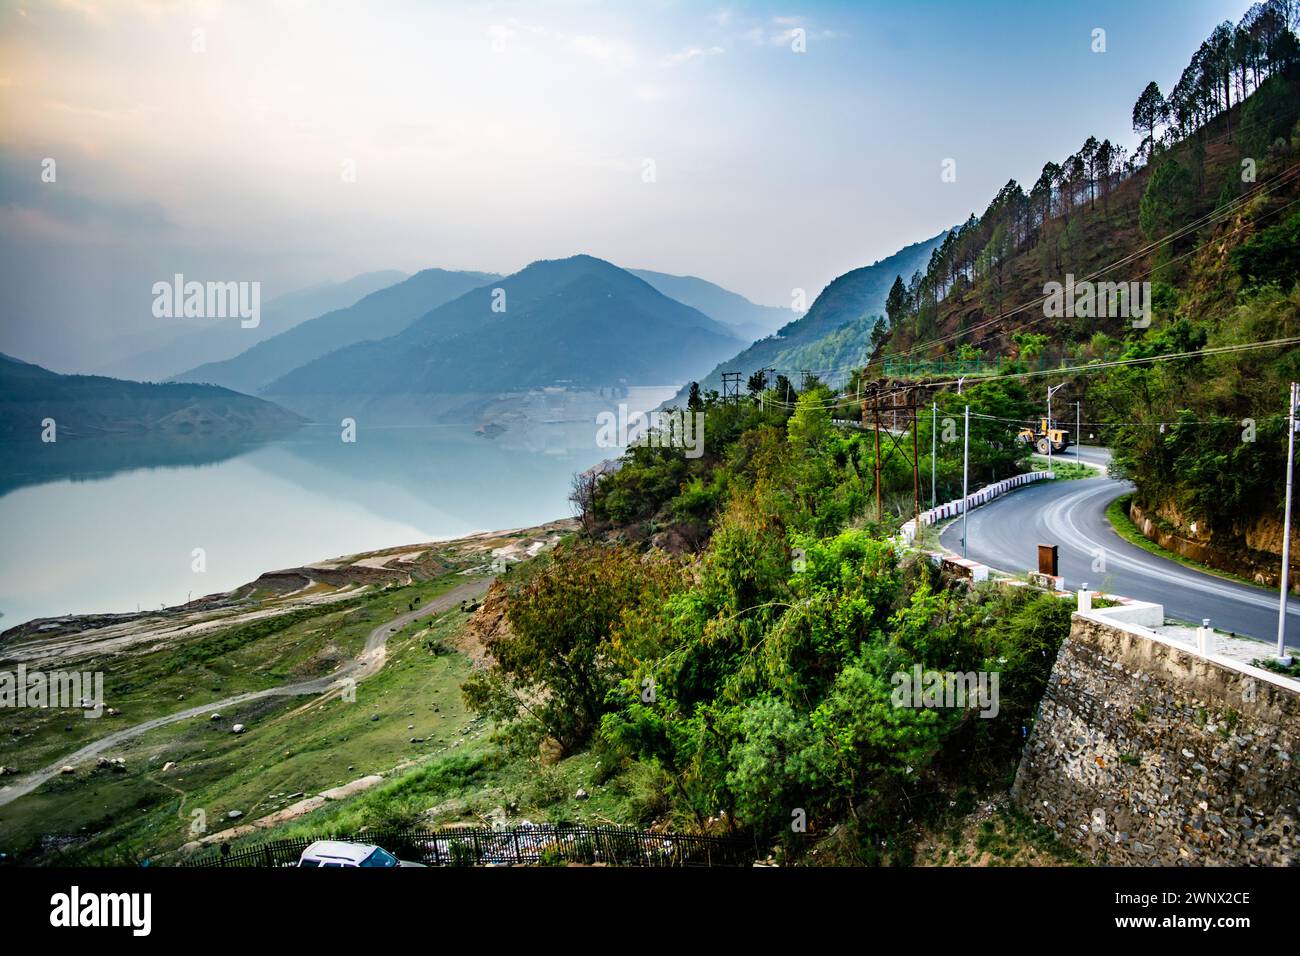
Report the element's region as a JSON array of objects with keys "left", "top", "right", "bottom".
[{"left": 302, "top": 840, "right": 381, "bottom": 864}]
